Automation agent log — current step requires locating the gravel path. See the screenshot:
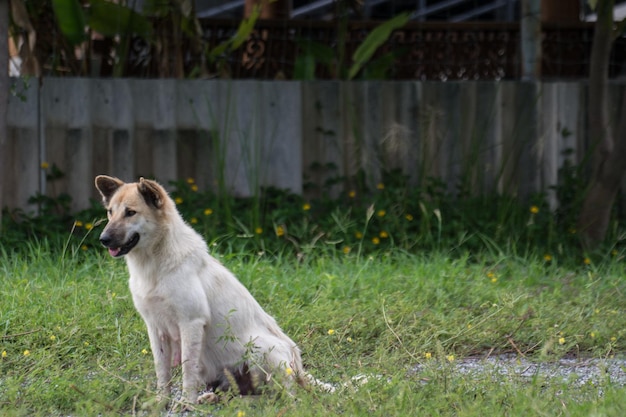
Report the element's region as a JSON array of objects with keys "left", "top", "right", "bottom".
[{"left": 412, "top": 354, "right": 626, "bottom": 387}]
